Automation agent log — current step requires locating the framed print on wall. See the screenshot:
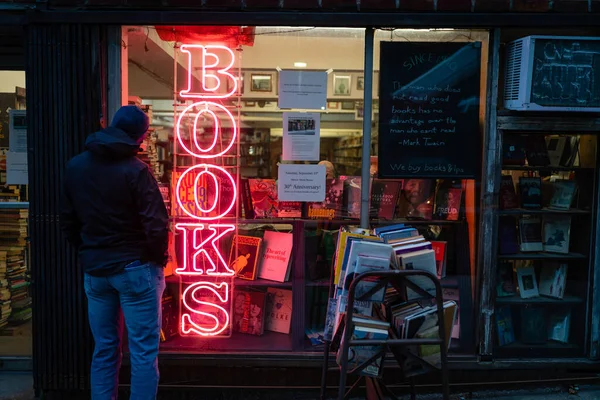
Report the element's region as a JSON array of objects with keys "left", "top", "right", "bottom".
[
  {"left": 333, "top": 74, "right": 351, "bottom": 96},
  {"left": 341, "top": 101, "right": 355, "bottom": 110},
  {"left": 356, "top": 76, "right": 364, "bottom": 91},
  {"left": 251, "top": 74, "right": 273, "bottom": 92}
]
